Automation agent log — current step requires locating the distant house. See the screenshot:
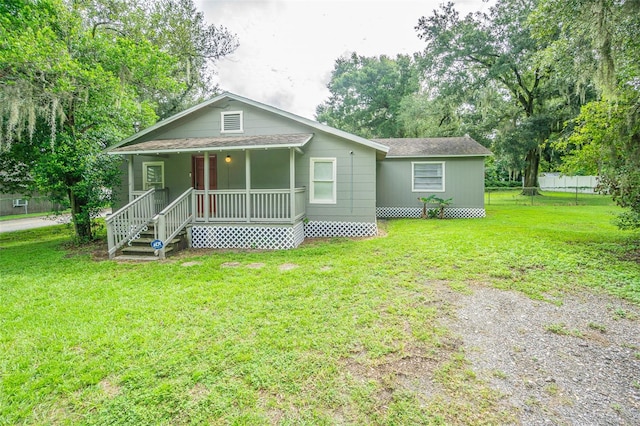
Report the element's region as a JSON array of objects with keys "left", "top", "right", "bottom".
[{"left": 106, "top": 92, "right": 491, "bottom": 258}]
